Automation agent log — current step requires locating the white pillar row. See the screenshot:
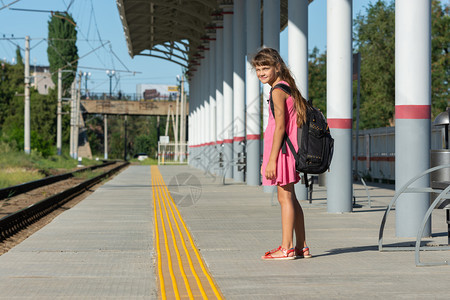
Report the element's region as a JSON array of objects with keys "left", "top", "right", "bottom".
[
  {"left": 288, "top": 0, "right": 309, "bottom": 200},
  {"left": 222, "top": 4, "right": 234, "bottom": 179},
  {"left": 395, "top": 0, "right": 431, "bottom": 237},
  {"left": 262, "top": 0, "right": 280, "bottom": 192},
  {"left": 246, "top": 0, "right": 261, "bottom": 186},
  {"left": 326, "top": 0, "right": 353, "bottom": 213},
  {"left": 216, "top": 21, "right": 224, "bottom": 158},
  {"left": 209, "top": 39, "right": 217, "bottom": 174},
  {"left": 233, "top": 0, "right": 246, "bottom": 182}
]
